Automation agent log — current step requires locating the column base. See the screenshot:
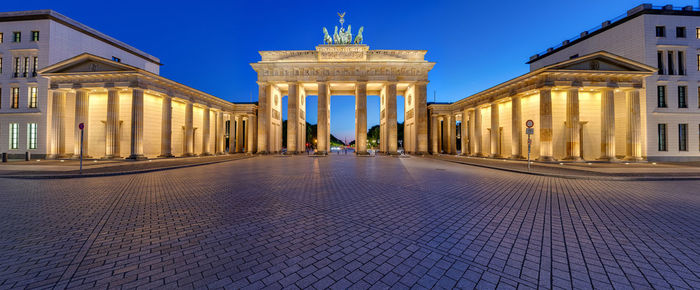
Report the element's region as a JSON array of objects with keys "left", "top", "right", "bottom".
[
  {"left": 510, "top": 155, "right": 525, "bottom": 160},
  {"left": 385, "top": 151, "right": 400, "bottom": 156},
  {"left": 623, "top": 156, "right": 644, "bottom": 162},
  {"left": 355, "top": 151, "right": 370, "bottom": 155},
  {"left": 200, "top": 152, "right": 214, "bottom": 156},
  {"left": 489, "top": 154, "right": 503, "bottom": 158},
  {"left": 561, "top": 156, "right": 583, "bottom": 162},
  {"left": 71, "top": 154, "right": 92, "bottom": 159},
  {"left": 126, "top": 154, "right": 148, "bottom": 161},
  {"left": 315, "top": 151, "right": 328, "bottom": 155},
  {"left": 471, "top": 153, "right": 486, "bottom": 157},
  {"left": 413, "top": 151, "right": 429, "bottom": 156},
  {"left": 537, "top": 156, "right": 556, "bottom": 162},
  {"left": 102, "top": 155, "right": 123, "bottom": 160},
  {"left": 596, "top": 156, "right": 618, "bottom": 162},
  {"left": 181, "top": 153, "right": 197, "bottom": 157},
  {"left": 158, "top": 153, "right": 175, "bottom": 158}
]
